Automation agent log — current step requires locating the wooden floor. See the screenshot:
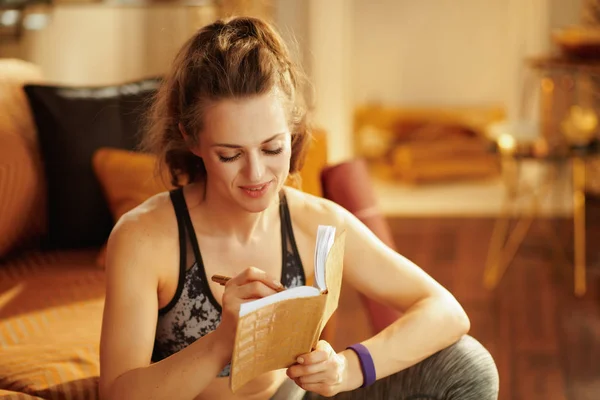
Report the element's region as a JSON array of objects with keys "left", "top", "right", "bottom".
[{"left": 333, "top": 208, "right": 600, "bottom": 400}]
